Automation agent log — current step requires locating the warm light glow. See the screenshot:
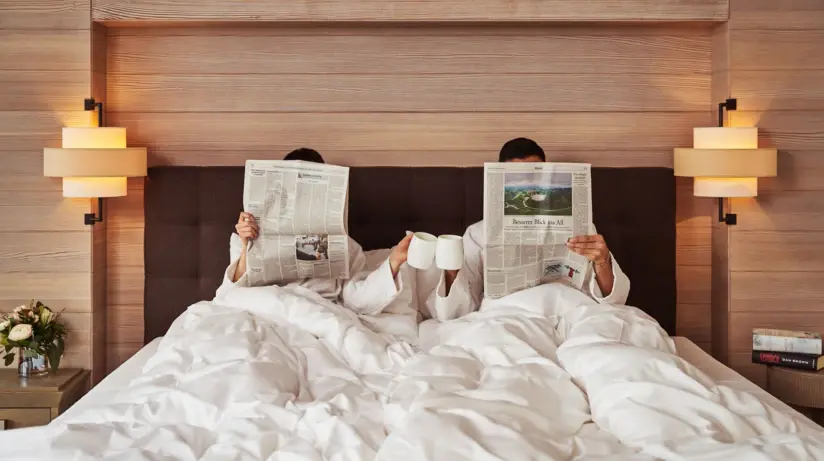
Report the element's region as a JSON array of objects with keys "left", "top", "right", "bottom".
[
  {"left": 62, "top": 177, "right": 127, "bottom": 198},
  {"left": 674, "top": 126, "right": 776, "bottom": 198},
  {"left": 44, "top": 126, "right": 146, "bottom": 200},
  {"left": 62, "top": 127, "right": 126, "bottom": 149},
  {"left": 694, "top": 127, "right": 758, "bottom": 149},
  {"left": 43, "top": 147, "right": 147, "bottom": 177},
  {"left": 694, "top": 178, "right": 758, "bottom": 198}
]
